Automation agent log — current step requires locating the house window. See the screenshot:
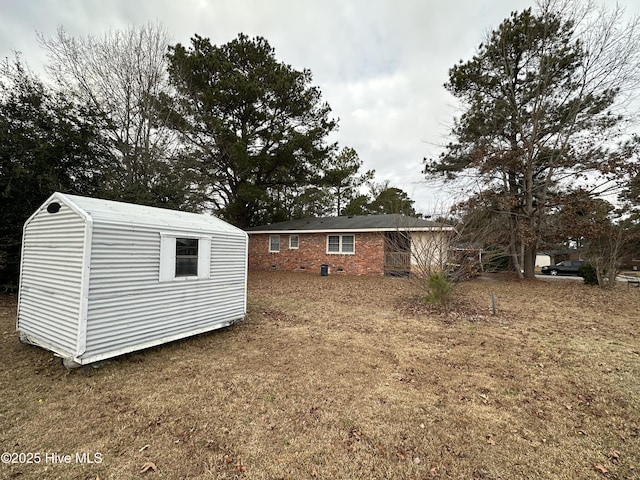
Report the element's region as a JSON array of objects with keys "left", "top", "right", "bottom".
[
  {"left": 269, "top": 235, "right": 280, "bottom": 252},
  {"left": 289, "top": 235, "right": 299, "bottom": 249},
  {"left": 327, "top": 235, "right": 355, "bottom": 254},
  {"left": 159, "top": 233, "right": 211, "bottom": 282},
  {"left": 175, "top": 238, "right": 198, "bottom": 277}
]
